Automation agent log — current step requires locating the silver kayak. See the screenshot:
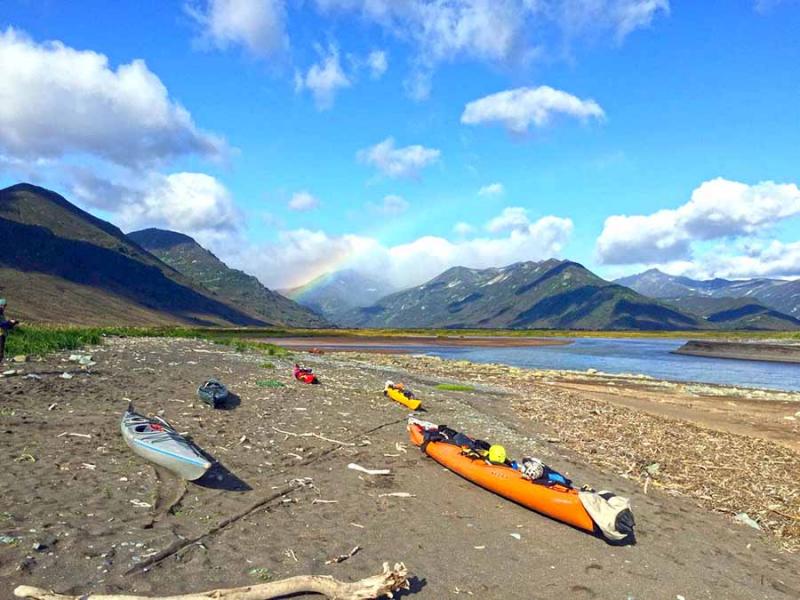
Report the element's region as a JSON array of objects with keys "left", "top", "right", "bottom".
[{"left": 120, "top": 405, "right": 211, "bottom": 481}]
